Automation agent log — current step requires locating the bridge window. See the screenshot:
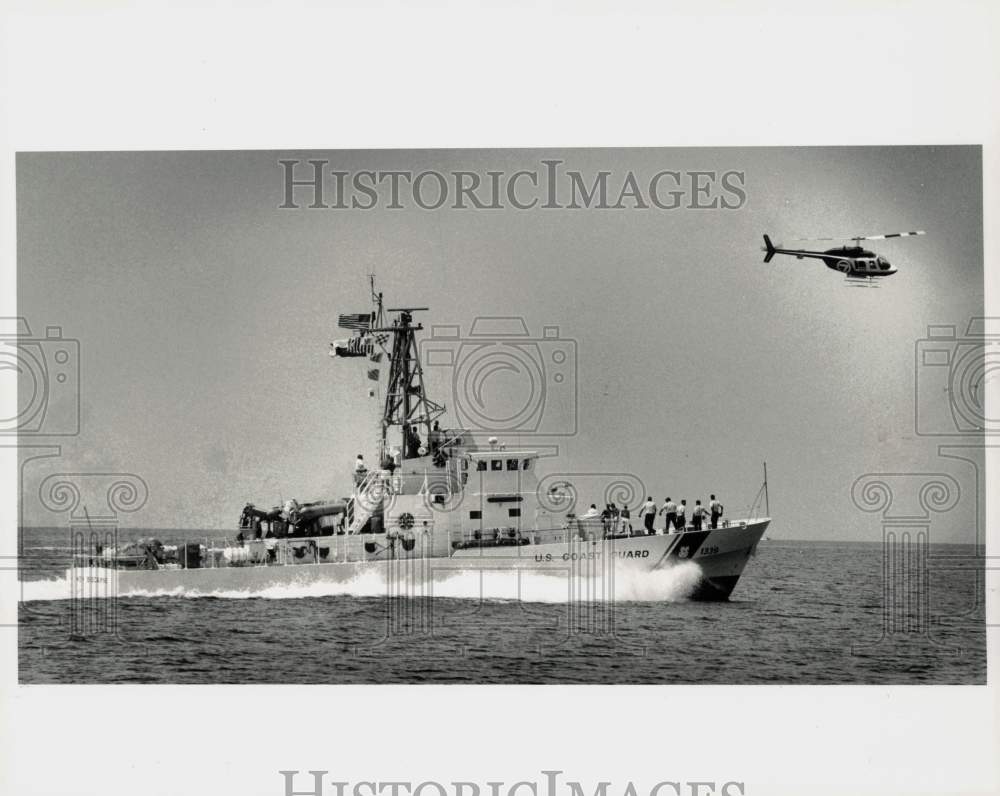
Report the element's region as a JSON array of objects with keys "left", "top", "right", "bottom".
[
  {"left": 476, "top": 460, "right": 487, "bottom": 472},
  {"left": 507, "top": 459, "right": 518, "bottom": 471},
  {"left": 522, "top": 459, "right": 532, "bottom": 470},
  {"left": 491, "top": 459, "right": 502, "bottom": 471}
]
